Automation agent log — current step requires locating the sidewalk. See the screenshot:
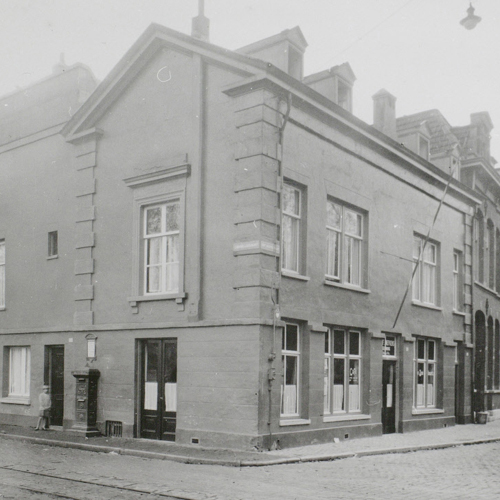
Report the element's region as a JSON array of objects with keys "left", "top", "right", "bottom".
[{"left": 1, "top": 420, "right": 500, "bottom": 467}]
